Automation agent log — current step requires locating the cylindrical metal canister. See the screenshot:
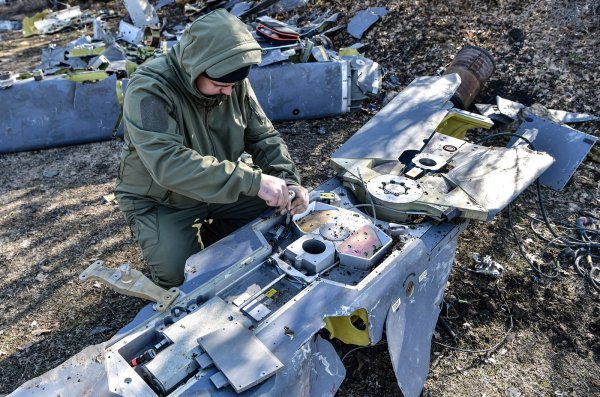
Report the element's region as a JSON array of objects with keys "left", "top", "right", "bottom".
[{"left": 444, "top": 46, "right": 495, "bottom": 109}]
